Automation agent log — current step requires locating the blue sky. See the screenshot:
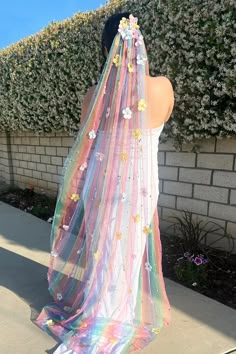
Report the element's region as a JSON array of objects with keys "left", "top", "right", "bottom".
[{"left": 0, "top": 0, "right": 104, "bottom": 49}]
